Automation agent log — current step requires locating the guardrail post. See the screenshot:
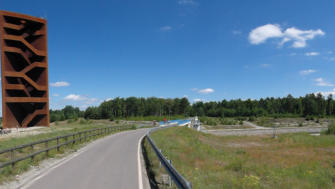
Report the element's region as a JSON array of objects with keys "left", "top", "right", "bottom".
[
  {"left": 73, "top": 134, "right": 75, "bottom": 145},
  {"left": 11, "top": 149, "right": 15, "bottom": 168},
  {"left": 79, "top": 132, "right": 82, "bottom": 143},
  {"left": 186, "top": 181, "right": 192, "bottom": 188},
  {"left": 65, "top": 136, "right": 68, "bottom": 146},
  {"left": 168, "top": 159, "right": 172, "bottom": 187},
  {"left": 159, "top": 149, "right": 162, "bottom": 168}
]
